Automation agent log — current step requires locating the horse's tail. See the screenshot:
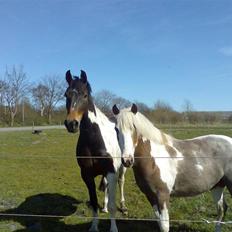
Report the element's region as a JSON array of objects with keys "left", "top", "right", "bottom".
[{"left": 98, "top": 176, "right": 107, "bottom": 192}]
